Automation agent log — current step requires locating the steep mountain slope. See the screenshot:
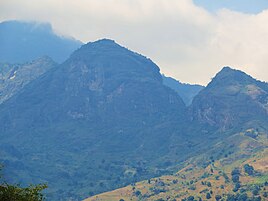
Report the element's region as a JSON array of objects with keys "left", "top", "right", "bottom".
[
  {"left": 0, "top": 56, "right": 57, "bottom": 104},
  {"left": 0, "top": 21, "right": 83, "bottom": 63},
  {"left": 162, "top": 75, "right": 204, "bottom": 106},
  {"left": 190, "top": 67, "right": 268, "bottom": 131},
  {"left": 0, "top": 39, "right": 193, "bottom": 200},
  {"left": 86, "top": 129, "right": 268, "bottom": 201}
]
